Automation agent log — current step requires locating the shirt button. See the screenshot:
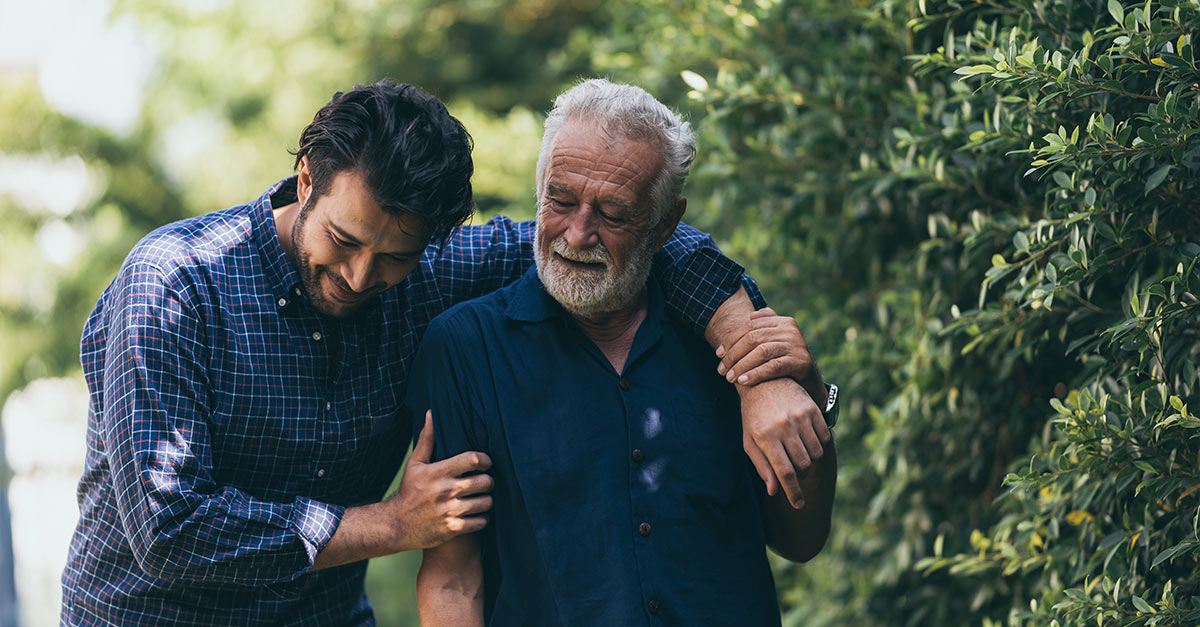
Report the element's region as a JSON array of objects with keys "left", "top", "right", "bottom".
[
  {"left": 619, "top": 378, "right": 631, "bottom": 391},
  {"left": 293, "top": 287, "right": 302, "bottom": 296},
  {"left": 638, "top": 522, "right": 651, "bottom": 537},
  {"left": 311, "top": 331, "right": 323, "bottom": 341},
  {"left": 325, "top": 401, "right": 332, "bottom": 411},
  {"left": 277, "top": 297, "right": 288, "bottom": 307},
  {"left": 631, "top": 449, "right": 645, "bottom": 463},
  {"left": 648, "top": 599, "right": 661, "bottom": 614},
  {"left": 316, "top": 468, "right": 326, "bottom": 478}
]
